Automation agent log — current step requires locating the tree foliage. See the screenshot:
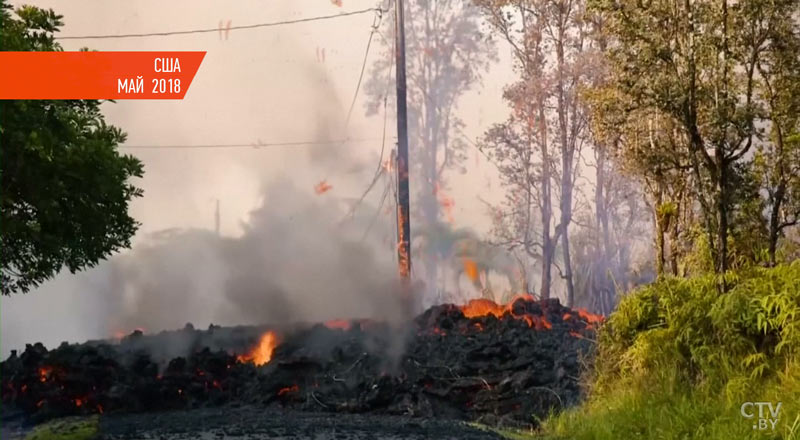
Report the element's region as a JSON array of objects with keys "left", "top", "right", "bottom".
[
  {"left": 0, "top": 0, "right": 144, "bottom": 295},
  {"left": 588, "top": 0, "right": 800, "bottom": 279}
]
